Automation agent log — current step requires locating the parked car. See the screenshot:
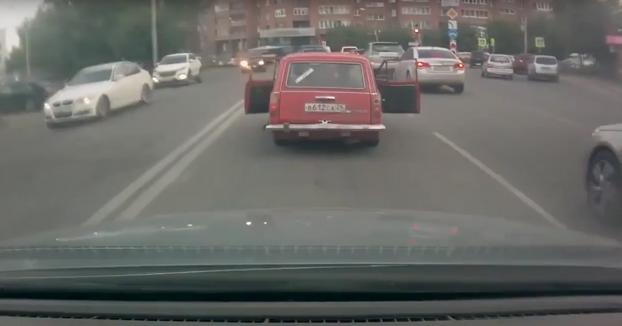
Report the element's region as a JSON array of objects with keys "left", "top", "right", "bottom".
[
  {"left": 152, "top": 53, "right": 202, "bottom": 87},
  {"left": 513, "top": 53, "right": 532, "bottom": 74},
  {"left": 364, "top": 42, "right": 405, "bottom": 79},
  {"left": 469, "top": 51, "right": 486, "bottom": 68},
  {"left": 0, "top": 79, "right": 48, "bottom": 114},
  {"left": 299, "top": 45, "right": 331, "bottom": 53},
  {"left": 243, "top": 52, "right": 420, "bottom": 147},
  {"left": 585, "top": 124, "right": 622, "bottom": 221},
  {"left": 481, "top": 54, "right": 514, "bottom": 80},
  {"left": 393, "top": 46, "right": 465, "bottom": 94},
  {"left": 341, "top": 46, "right": 359, "bottom": 53},
  {"left": 43, "top": 61, "right": 153, "bottom": 128},
  {"left": 458, "top": 52, "right": 471, "bottom": 63},
  {"left": 527, "top": 55, "right": 559, "bottom": 82}
]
